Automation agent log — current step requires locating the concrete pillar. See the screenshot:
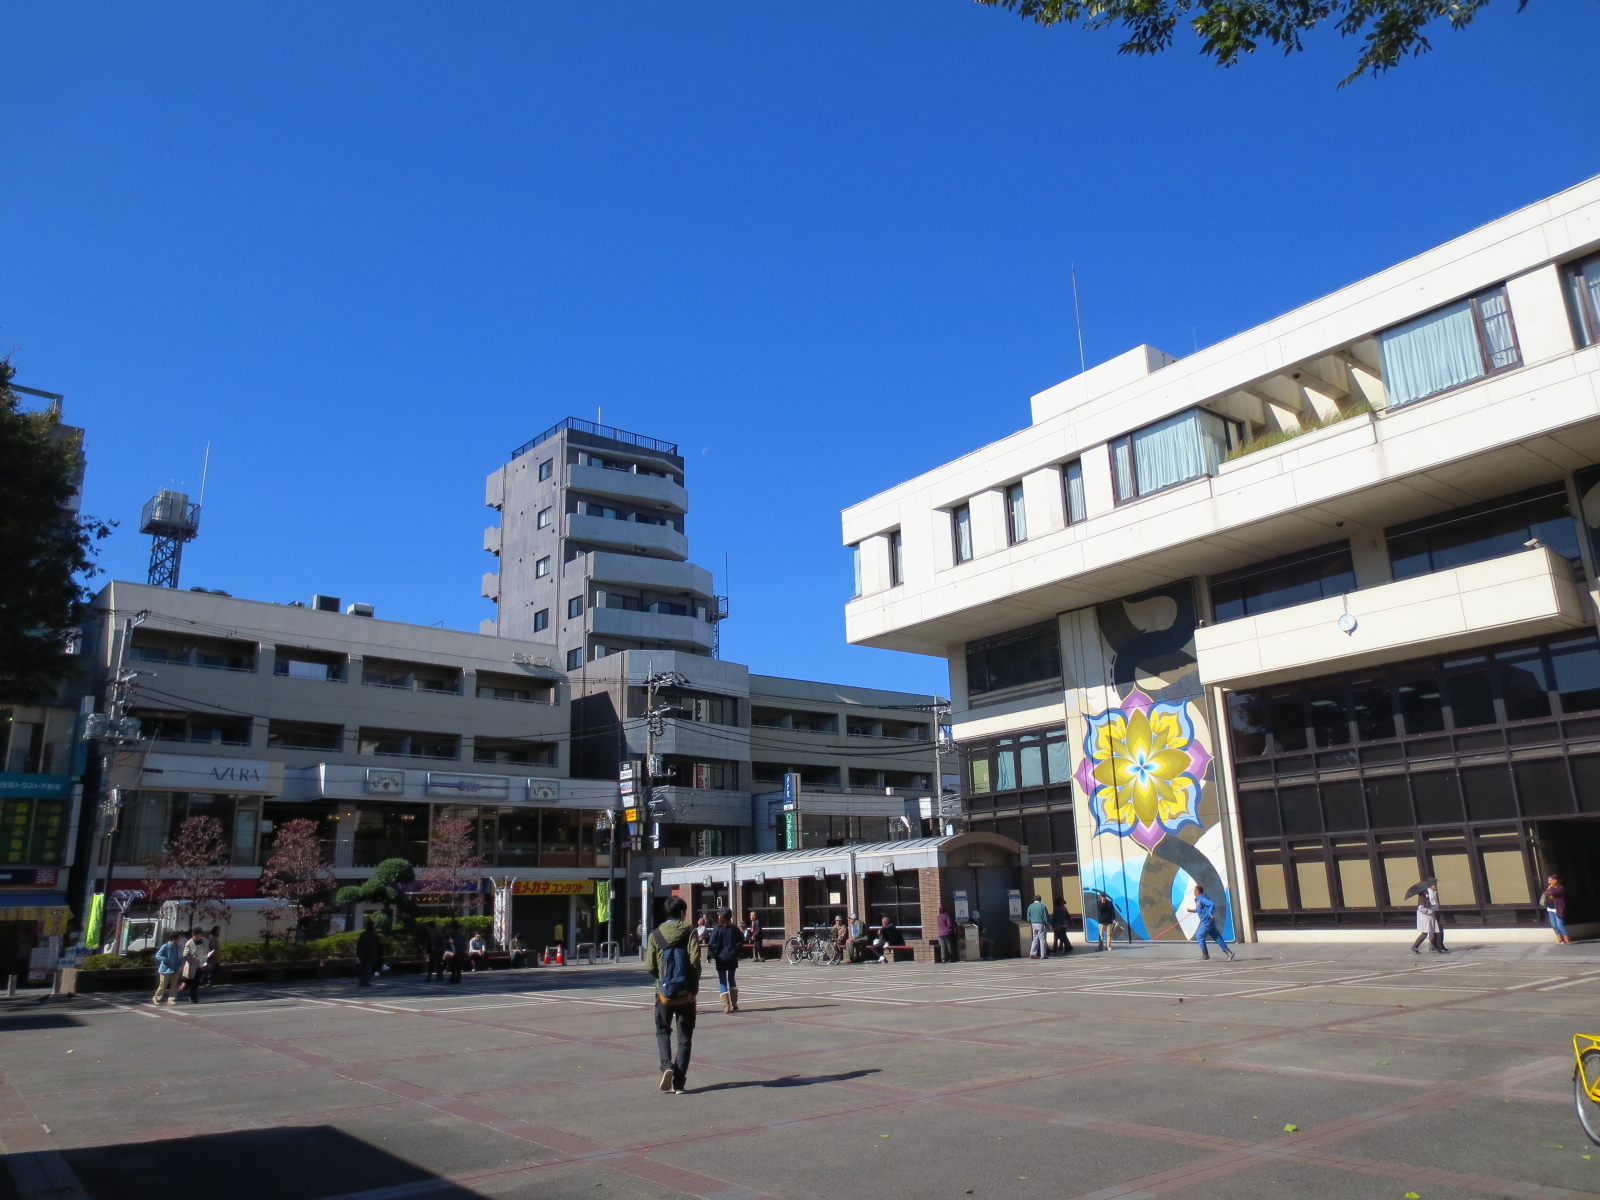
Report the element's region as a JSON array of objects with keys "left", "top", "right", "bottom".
[
  {"left": 969, "top": 489, "right": 1008, "bottom": 557},
  {"left": 1343, "top": 522, "right": 1391, "bottom": 589},
  {"left": 1022, "top": 466, "right": 1065, "bottom": 540},
  {"left": 1504, "top": 264, "right": 1576, "bottom": 364},
  {"left": 1079, "top": 445, "right": 1116, "bottom": 515}
]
